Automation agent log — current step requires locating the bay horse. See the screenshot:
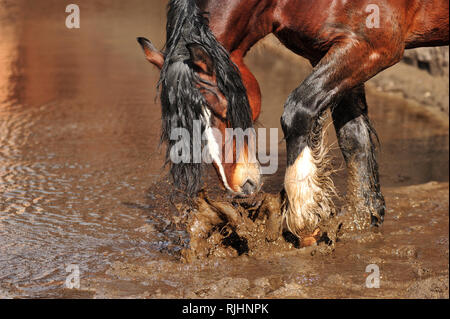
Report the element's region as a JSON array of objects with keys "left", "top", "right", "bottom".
[{"left": 138, "top": 0, "right": 449, "bottom": 239}]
